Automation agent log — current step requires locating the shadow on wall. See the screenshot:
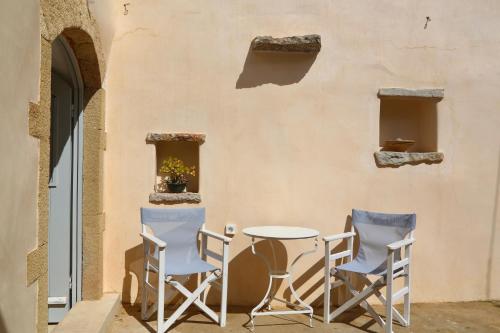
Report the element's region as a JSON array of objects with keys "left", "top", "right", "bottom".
[
  {"left": 206, "top": 239, "right": 287, "bottom": 306},
  {"left": 123, "top": 216, "right": 372, "bottom": 326},
  {"left": 236, "top": 47, "right": 318, "bottom": 89},
  {"left": 0, "top": 310, "right": 7, "bottom": 333},
  {"left": 123, "top": 244, "right": 143, "bottom": 304},
  {"left": 122, "top": 239, "right": 287, "bottom": 307},
  {"left": 282, "top": 215, "right": 363, "bottom": 309}
]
